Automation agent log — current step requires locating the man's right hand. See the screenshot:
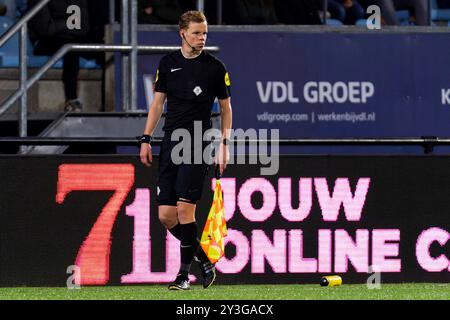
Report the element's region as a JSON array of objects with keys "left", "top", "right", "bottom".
[{"left": 140, "top": 143, "right": 153, "bottom": 166}]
